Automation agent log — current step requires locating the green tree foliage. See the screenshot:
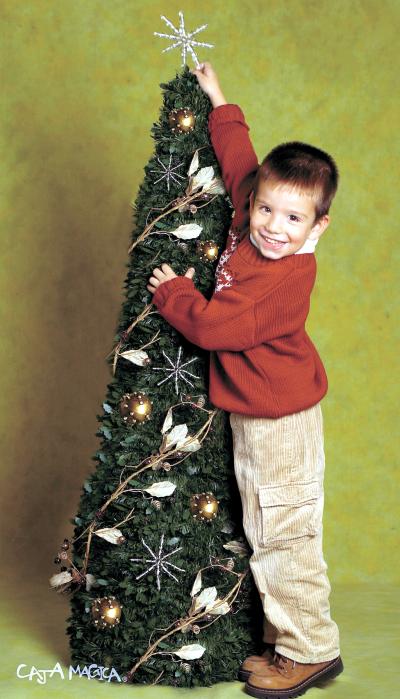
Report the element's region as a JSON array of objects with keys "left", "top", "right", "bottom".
[{"left": 65, "top": 66, "right": 262, "bottom": 686}]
